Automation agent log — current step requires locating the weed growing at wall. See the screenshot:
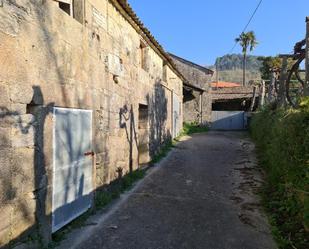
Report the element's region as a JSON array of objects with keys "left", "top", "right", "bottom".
[
  {"left": 181, "top": 122, "right": 209, "bottom": 135},
  {"left": 151, "top": 122, "right": 208, "bottom": 164},
  {"left": 250, "top": 99, "right": 309, "bottom": 249},
  {"left": 51, "top": 123, "right": 208, "bottom": 247},
  {"left": 50, "top": 170, "right": 146, "bottom": 248}
]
